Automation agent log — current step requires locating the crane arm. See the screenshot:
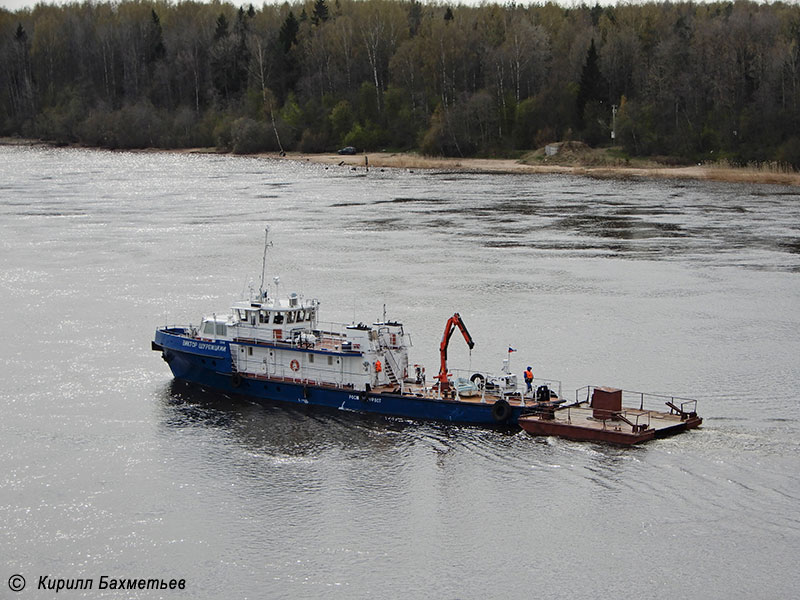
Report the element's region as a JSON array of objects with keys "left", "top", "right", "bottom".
[{"left": 437, "top": 312, "right": 475, "bottom": 385}]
